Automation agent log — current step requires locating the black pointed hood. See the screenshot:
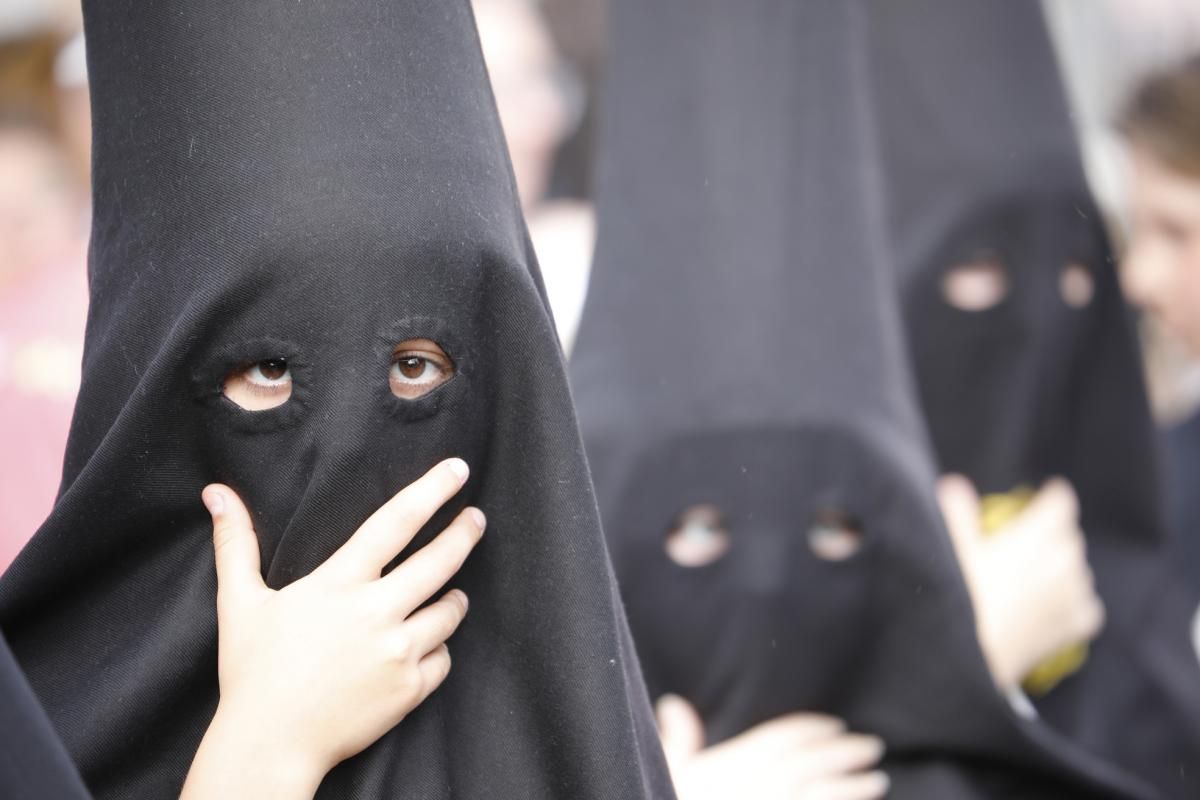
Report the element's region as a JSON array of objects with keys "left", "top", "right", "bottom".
[
  {"left": 868, "top": 1, "right": 1200, "bottom": 797},
  {"left": 0, "top": 1, "right": 671, "bottom": 797}
]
